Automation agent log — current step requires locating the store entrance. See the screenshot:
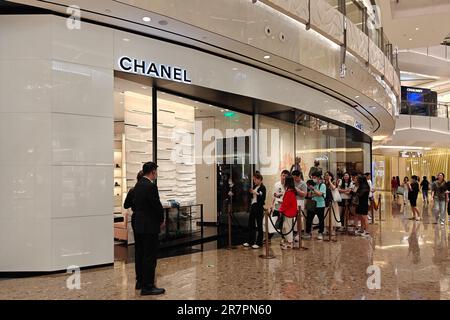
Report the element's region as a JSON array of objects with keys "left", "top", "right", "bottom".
[{"left": 217, "top": 136, "right": 252, "bottom": 228}]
